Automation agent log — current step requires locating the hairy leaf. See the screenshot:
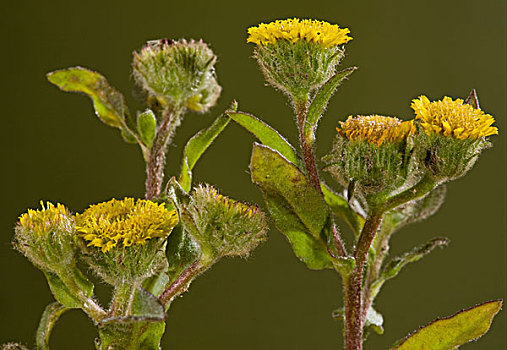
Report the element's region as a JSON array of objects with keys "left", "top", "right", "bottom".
[
  {"left": 227, "top": 110, "right": 302, "bottom": 168},
  {"left": 47, "top": 67, "right": 137, "bottom": 144},
  {"left": 250, "top": 143, "right": 332, "bottom": 269},
  {"left": 137, "top": 109, "right": 157, "bottom": 148},
  {"left": 43, "top": 269, "right": 94, "bottom": 309},
  {"left": 36, "top": 302, "right": 69, "bottom": 350},
  {"left": 393, "top": 300, "right": 502, "bottom": 349},
  {"left": 369, "top": 237, "right": 449, "bottom": 299},
  {"left": 305, "top": 67, "right": 357, "bottom": 140},
  {"left": 179, "top": 114, "right": 230, "bottom": 192}
]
